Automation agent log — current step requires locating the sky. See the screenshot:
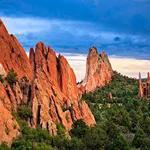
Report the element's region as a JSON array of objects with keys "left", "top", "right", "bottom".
[
  {"left": 0, "top": 0, "right": 150, "bottom": 80},
  {"left": 0, "top": 0, "right": 150, "bottom": 59},
  {"left": 64, "top": 54, "right": 150, "bottom": 81}
]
